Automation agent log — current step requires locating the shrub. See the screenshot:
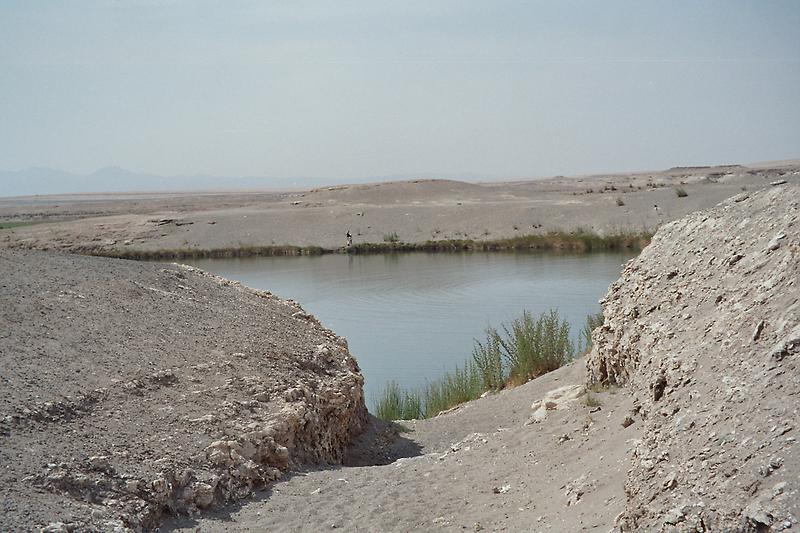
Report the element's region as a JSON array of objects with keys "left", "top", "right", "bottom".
[
  {"left": 472, "top": 329, "right": 504, "bottom": 391},
  {"left": 499, "top": 310, "right": 573, "bottom": 384},
  {"left": 375, "top": 309, "right": 577, "bottom": 420},
  {"left": 472, "top": 309, "right": 576, "bottom": 389},
  {"left": 383, "top": 232, "right": 400, "bottom": 243},
  {"left": 675, "top": 187, "right": 688, "bottom": 197}
]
